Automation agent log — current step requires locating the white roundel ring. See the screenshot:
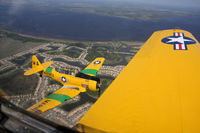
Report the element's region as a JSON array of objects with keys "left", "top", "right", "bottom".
[{"left": 61, "top": 76, "right": 67, "bottom": 82}]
